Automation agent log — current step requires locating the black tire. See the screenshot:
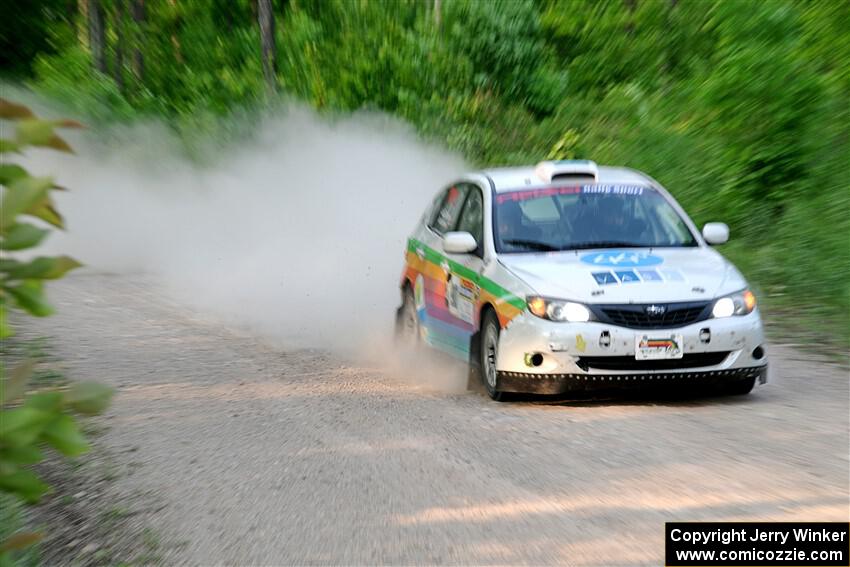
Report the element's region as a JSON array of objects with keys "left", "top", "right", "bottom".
[
  {"left": 722, "top": 376, "right": 756, "bottom": 396},
  {"left": 395, "top": 287, "right": 419, "bottom": 347},
  {"left": 479, "top": 309, "right": 507, "bottom": 401}
]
